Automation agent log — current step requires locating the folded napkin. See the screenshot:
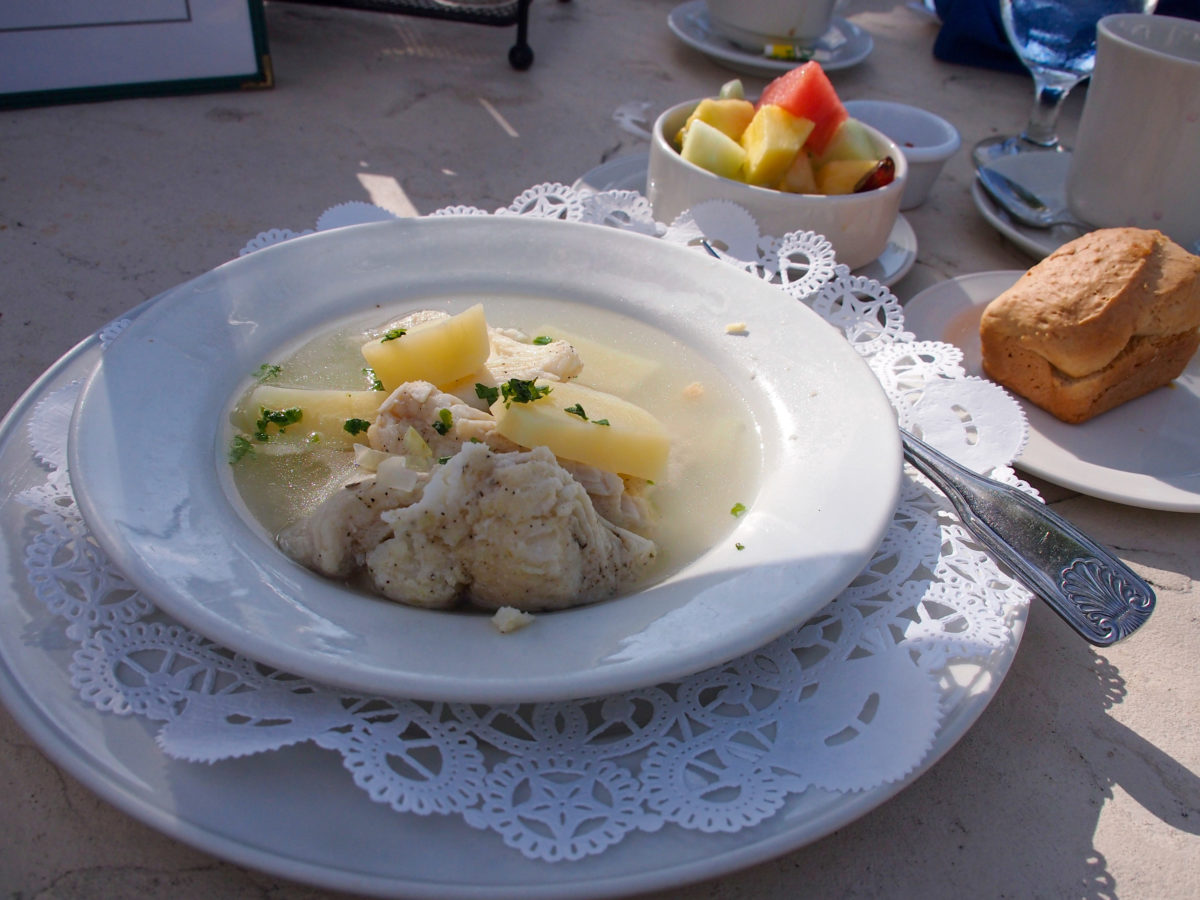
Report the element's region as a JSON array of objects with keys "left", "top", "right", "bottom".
[{"left": 932, "top": 0, "right": 1024, "bottom": 73}]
